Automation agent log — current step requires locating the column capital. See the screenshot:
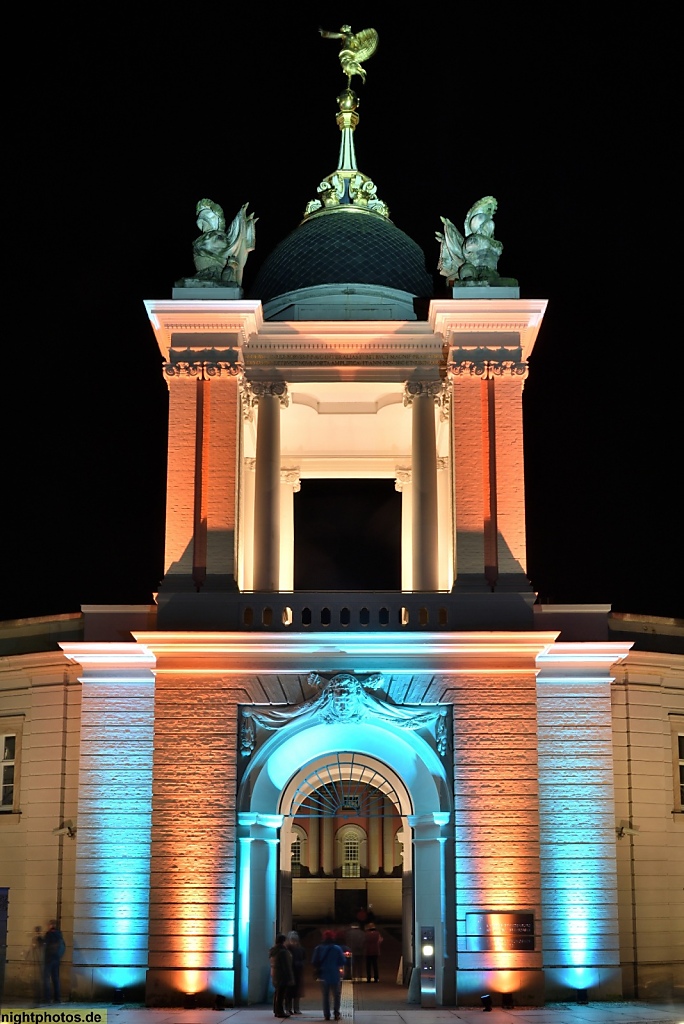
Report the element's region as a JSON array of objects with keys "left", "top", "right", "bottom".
[
  {"left": 403, "top": 379, "right": 445, "bottom": 406},
  {"left": 401, "top": 378, "right": 448, "bottom": 409},
  {"left": 408, "top": 811, "right": 451, "bottom": 840},
  {"left": 240, "top": 378, "right": 290, "bottom": 408},
  {"left": 238, "top": 811, "right": 284, "bottom": 836}
]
